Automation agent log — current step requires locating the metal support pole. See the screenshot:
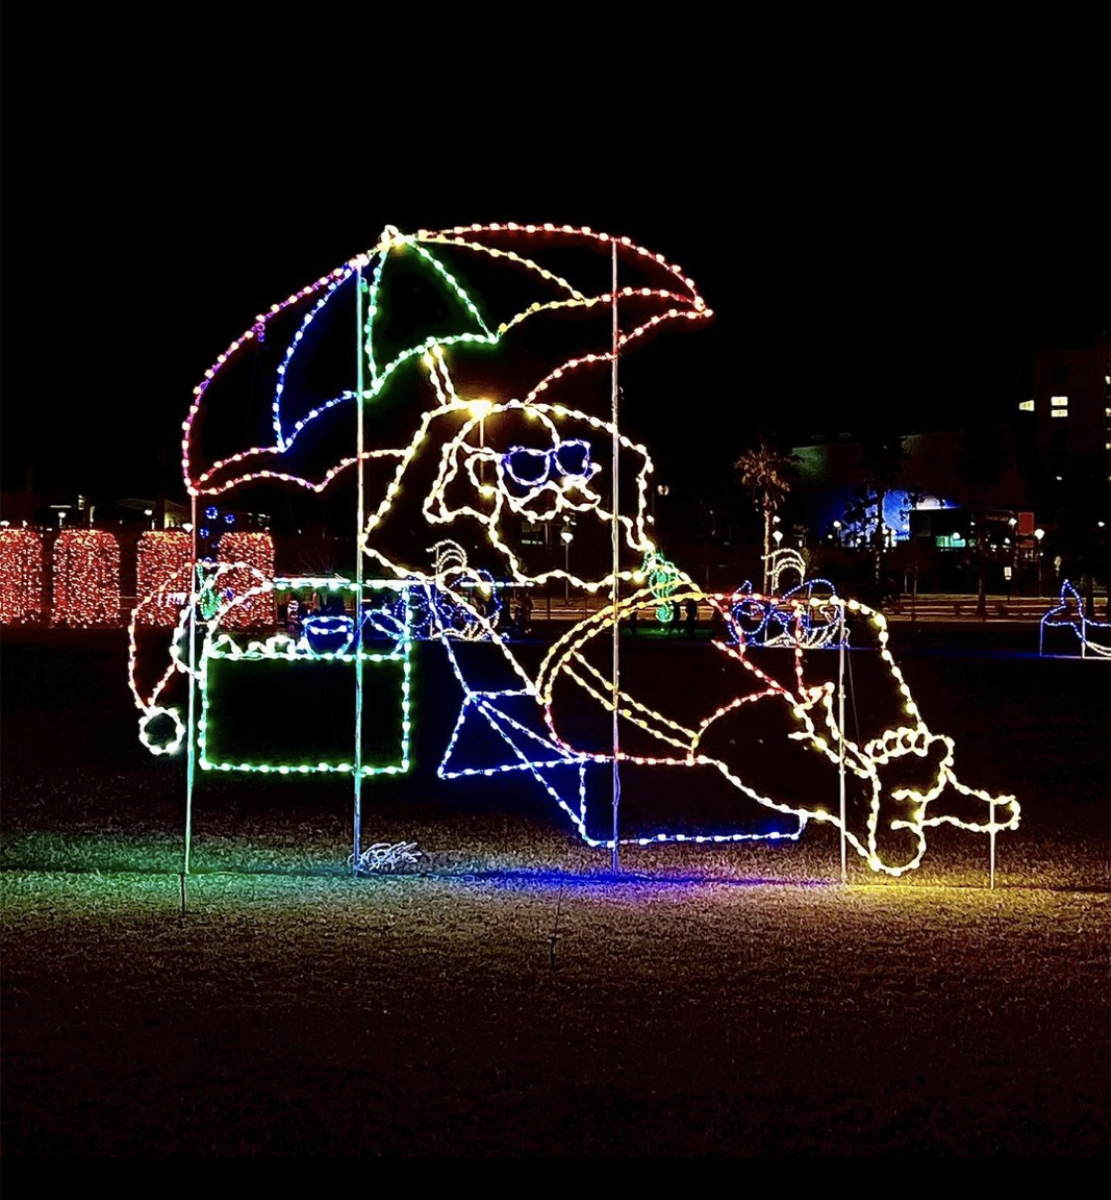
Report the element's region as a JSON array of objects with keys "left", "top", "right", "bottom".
[
  {"left": 610, "top": 240, "right": 621, "bottom": 872},
  {"left": 184, "top": 493, "right": 198, "bottom": 875},
  {"left": 353, "top": 263, "right": 366, "bottom": 872},
  {"left": 838, "top": 603, "right": 847, "bottom": 884}
]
